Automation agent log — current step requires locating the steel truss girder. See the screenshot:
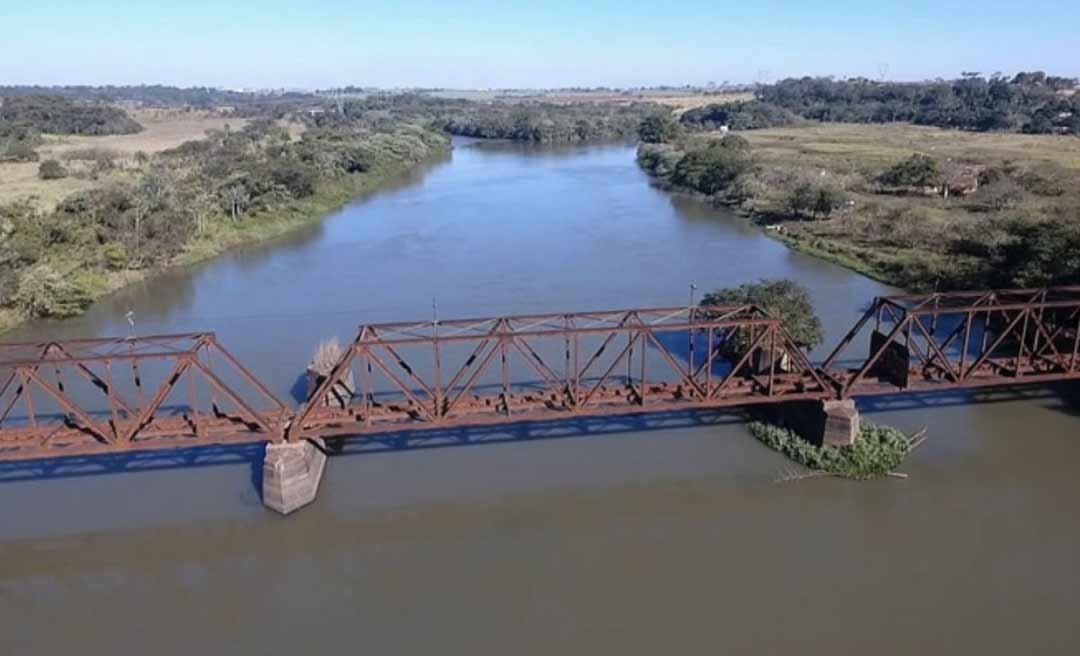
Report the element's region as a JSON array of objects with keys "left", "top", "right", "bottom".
[
  {"left": 823, "top": 288, "right": 1080, "bottom": 397},
  {"left": 0, "top": 334, "right": 289, "bottom": 460},
  {"left": 289, "top": 306, "right": 830, "bottom": 439},
  {"left": 1, "top": 287, "right": 1078, "bottom": 462}
]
